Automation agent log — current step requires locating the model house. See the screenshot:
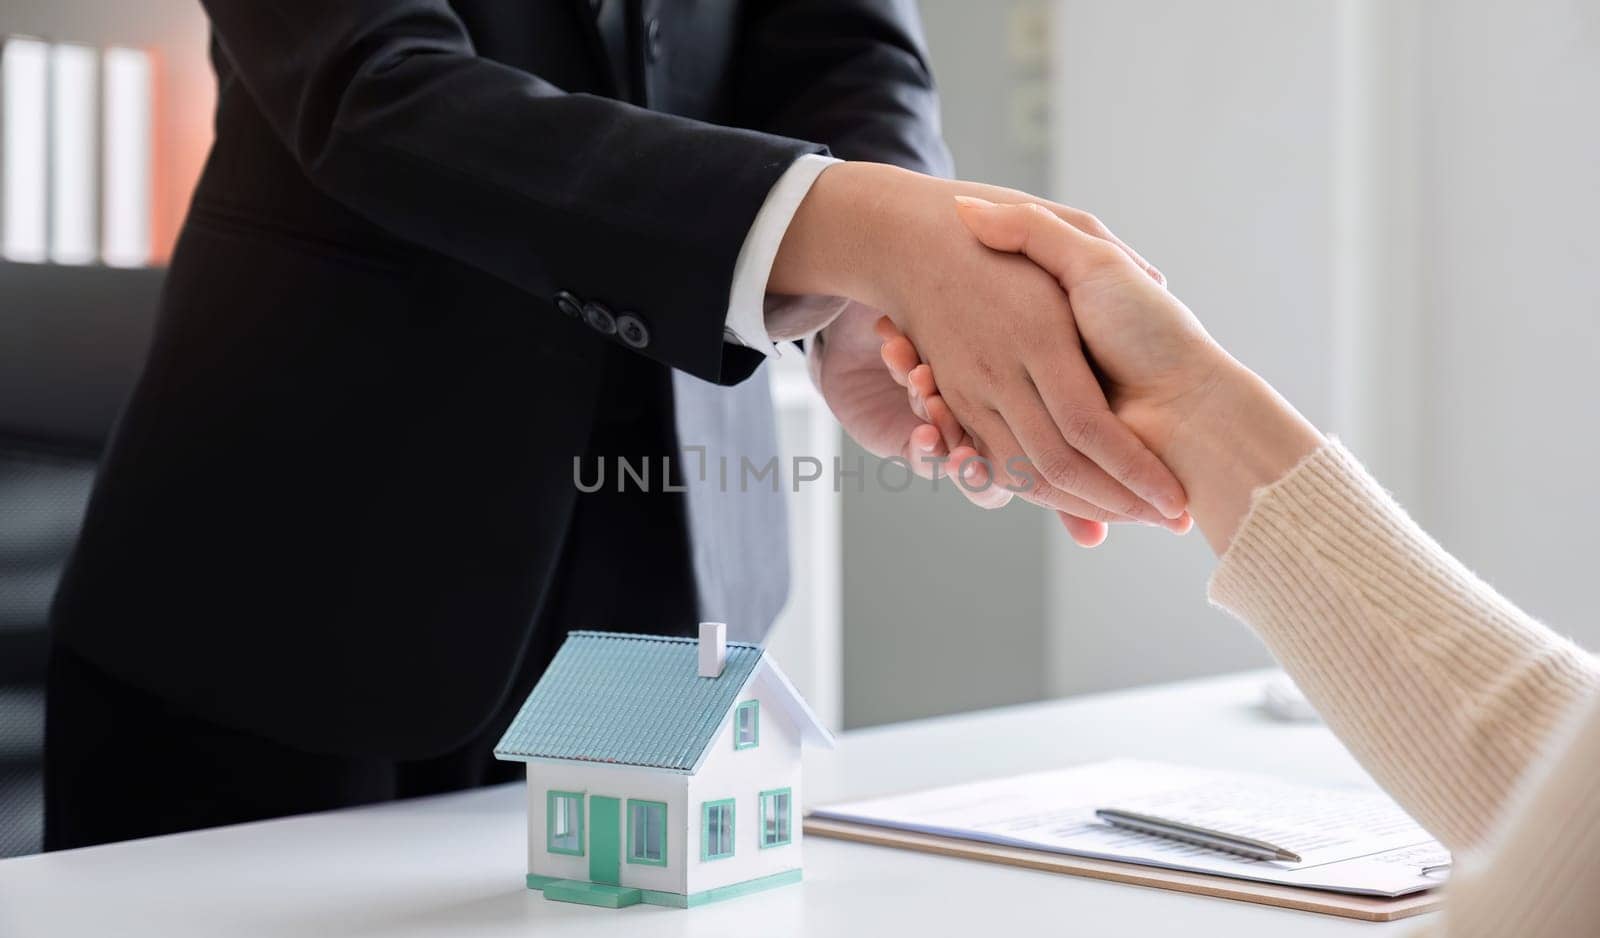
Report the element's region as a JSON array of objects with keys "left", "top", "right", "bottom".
[{"left": 493, "top": 623, "right": 835, "bottom": 909}]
